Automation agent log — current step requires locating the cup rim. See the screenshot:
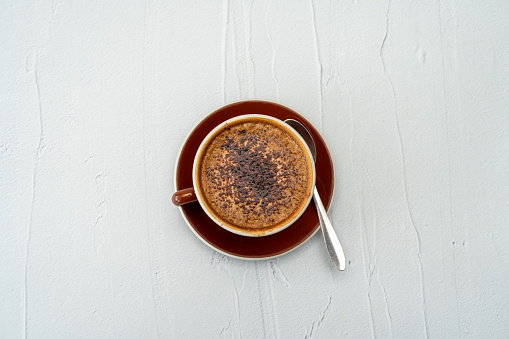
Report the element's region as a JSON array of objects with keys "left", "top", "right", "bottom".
[{"left": 191, "top": 114, "right": 316, "bottom": 237}]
